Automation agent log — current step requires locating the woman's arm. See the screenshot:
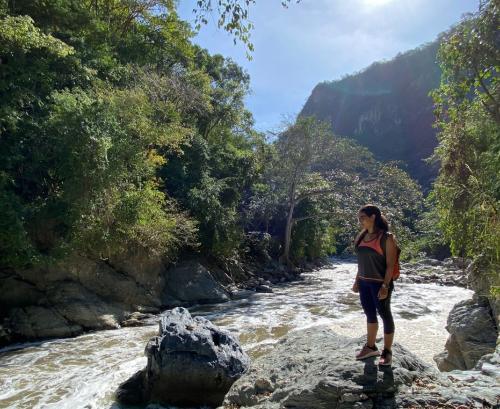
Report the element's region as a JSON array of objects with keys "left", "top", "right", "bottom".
[
  {"left": 383, "top": 234, "right": 397, "bottom": 286},
  {"left": 378, "top": 234, "right": 396, "bottom": 299}
]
